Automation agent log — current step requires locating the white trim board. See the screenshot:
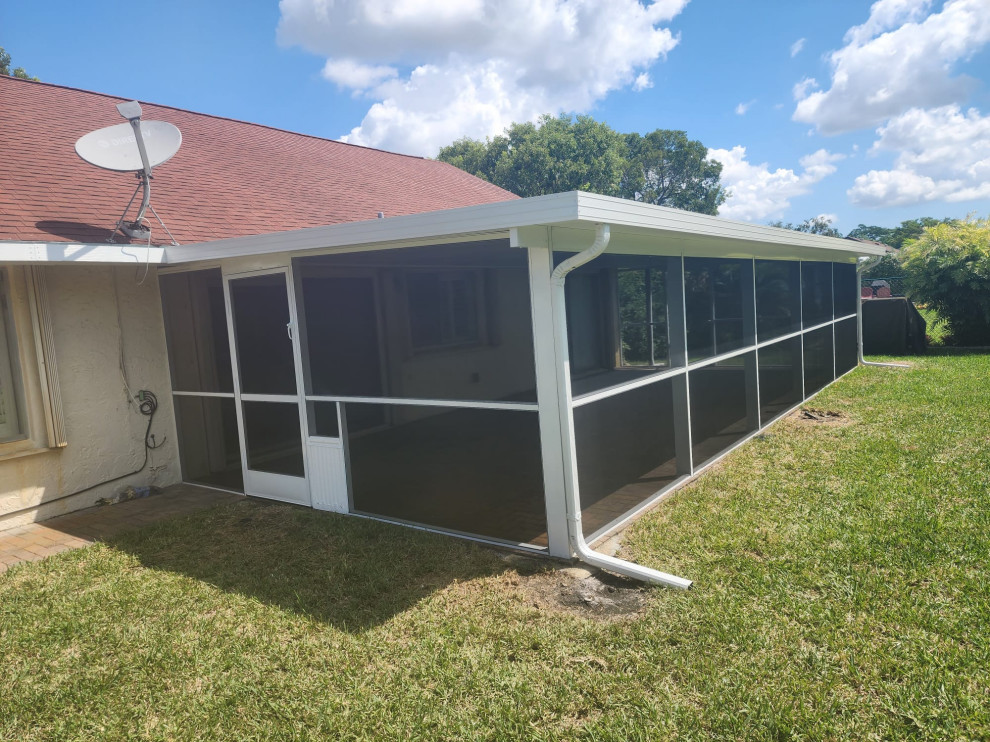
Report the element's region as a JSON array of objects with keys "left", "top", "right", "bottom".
[{"left": 0, "top": 242, "right": 165, "bottom": 265}]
